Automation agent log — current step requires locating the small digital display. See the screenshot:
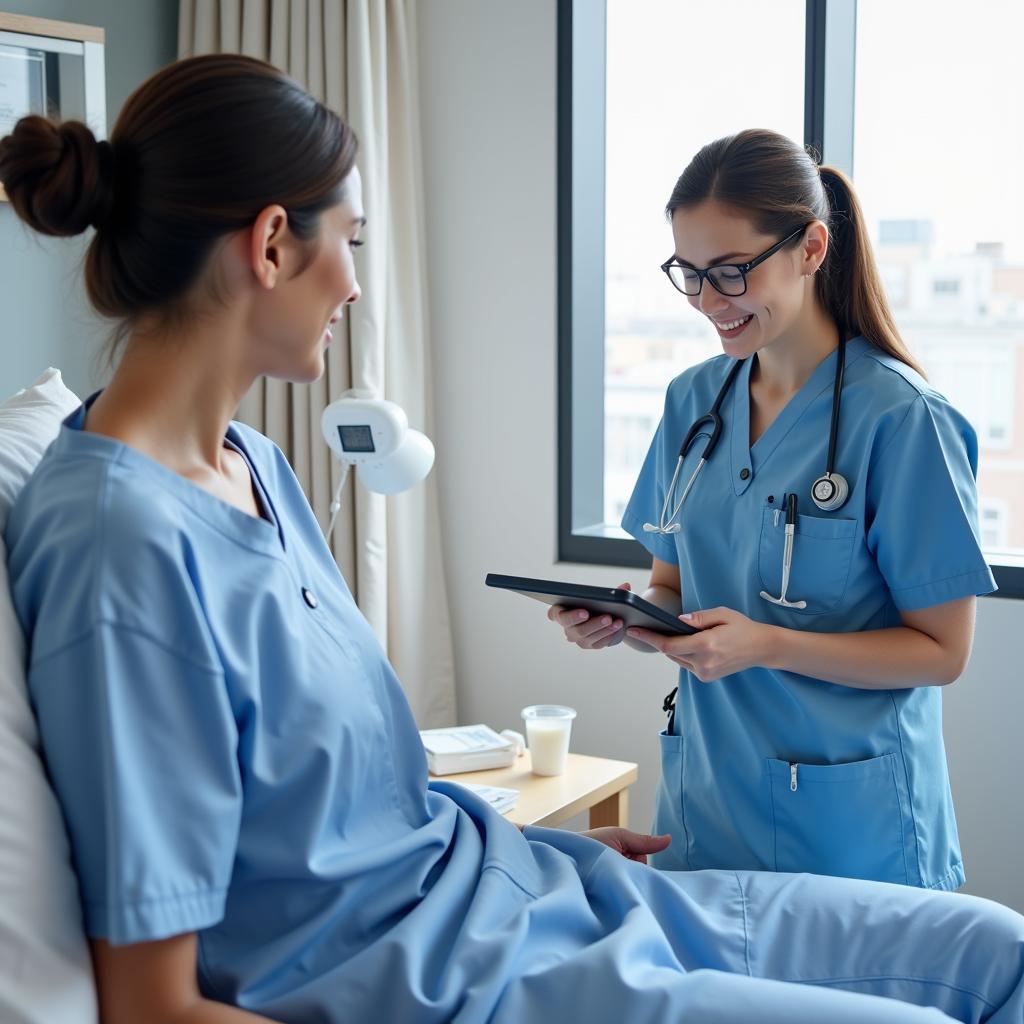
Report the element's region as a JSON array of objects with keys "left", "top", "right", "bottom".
[{"left": 338, "top": 424, "right": 376, "bottom": 453}]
